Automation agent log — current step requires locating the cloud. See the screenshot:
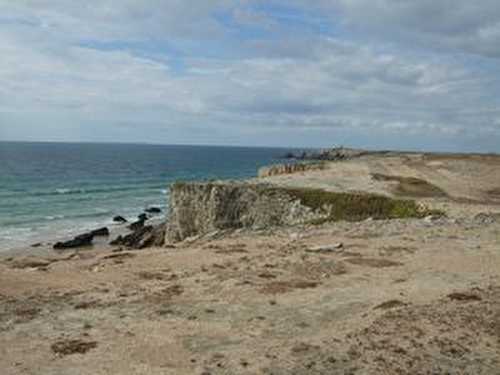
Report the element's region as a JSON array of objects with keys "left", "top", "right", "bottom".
[
  {"left": 0, "top": 0, "right": 499, "bottom": 151},
  {"left": 323, "top": 0, "right": 500, "bottom": 58}
]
